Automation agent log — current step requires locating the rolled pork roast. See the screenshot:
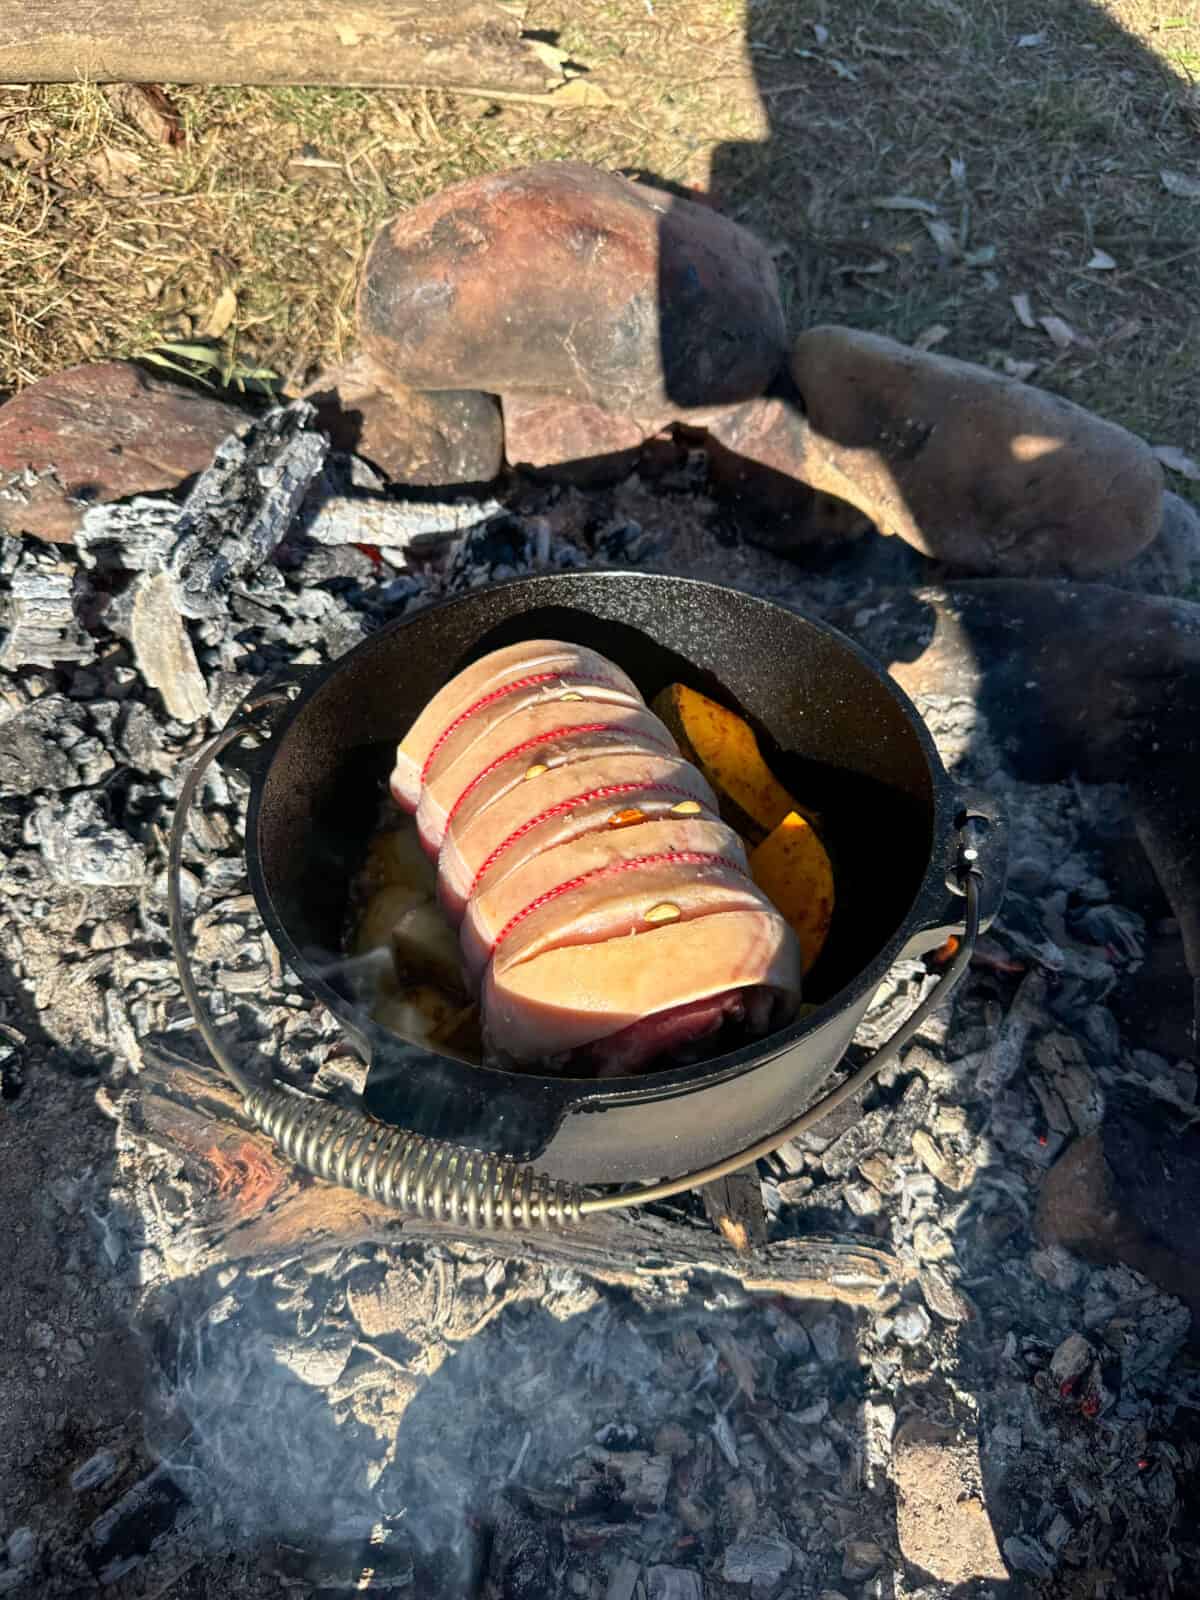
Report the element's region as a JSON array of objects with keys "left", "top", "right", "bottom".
[{"left": 389, "top": 640, "right": 804, "bottom": 1072}]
